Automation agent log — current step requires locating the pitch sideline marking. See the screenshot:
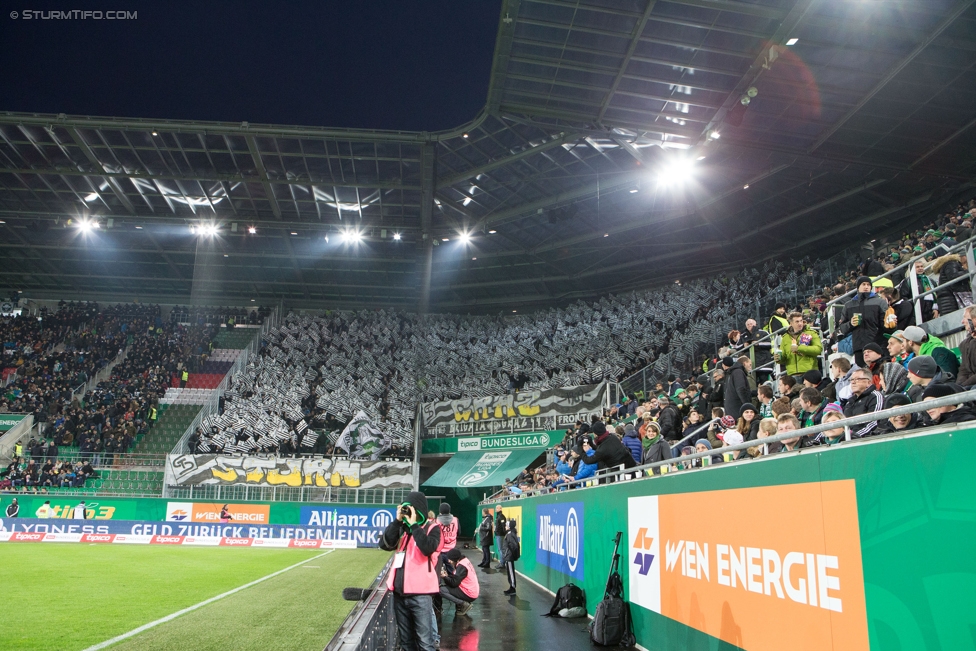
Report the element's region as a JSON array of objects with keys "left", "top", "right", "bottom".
[{"left": 81, "top": 550, "right": 334, "bottom": 651}]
